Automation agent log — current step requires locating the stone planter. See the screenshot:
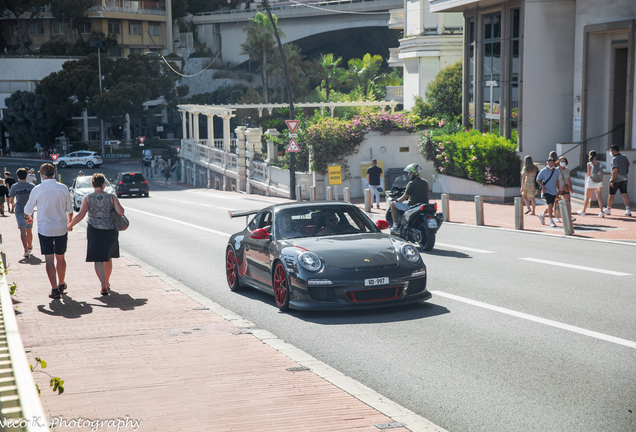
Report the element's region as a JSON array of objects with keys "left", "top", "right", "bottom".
[{"left": 432, "top": 173, "right": 520, "bottom": 202}]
